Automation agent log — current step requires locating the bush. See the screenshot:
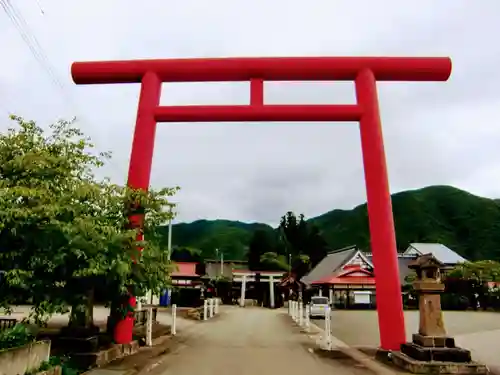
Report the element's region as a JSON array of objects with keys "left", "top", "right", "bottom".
[
  {"left": 29, "top": 356, "right": 80, "bottom": 375},
  {"left": 0, "top": 323, "right": 34, "bottom": 350},
  {"left": 441, "top": 293, "right": 469, "bottom": 310}
]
